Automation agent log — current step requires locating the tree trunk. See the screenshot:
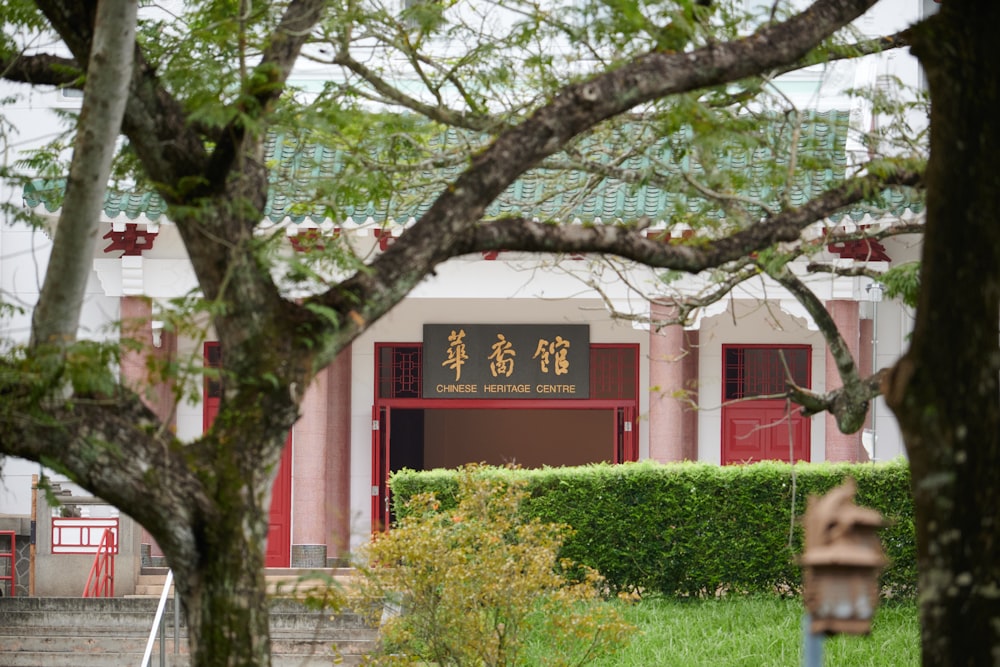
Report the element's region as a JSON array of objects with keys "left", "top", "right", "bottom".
[
  {"left": 176, "top": 470, "right": 276, "bottom": 667},
  {"left": 886, "top": 3, "right": 1000, "bottom": 664},
  {"left": 165, "top": 383, "right": 298, "bottom": 667},
  {"left": 186, "top": 531, "right": 272, "bottom": 667},
  {"left": 30, "top": 0, "right": 136, "bottom": 349}
]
